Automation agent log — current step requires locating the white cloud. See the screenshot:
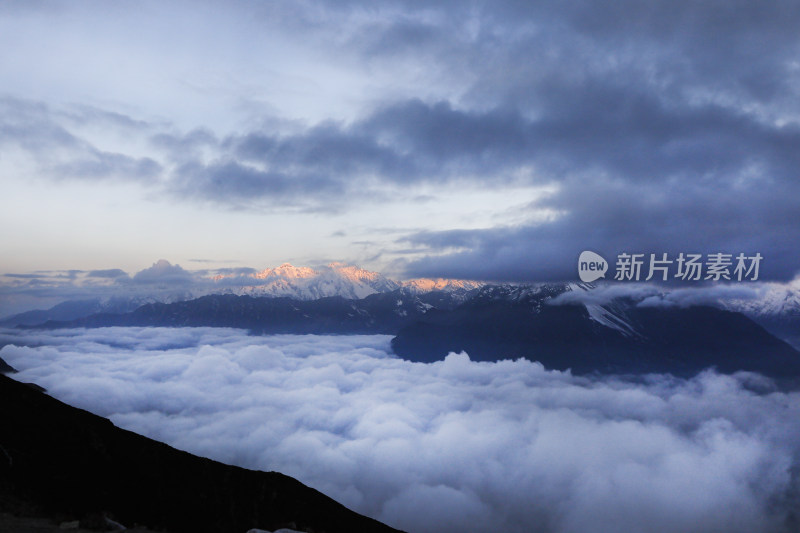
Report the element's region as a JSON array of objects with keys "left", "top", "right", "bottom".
[
  {"left": 1, "top": 327, "right": 798, "bottom": 533},
  {"left": 549, "top": 282, "right": 768, "bottom": 309}
]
